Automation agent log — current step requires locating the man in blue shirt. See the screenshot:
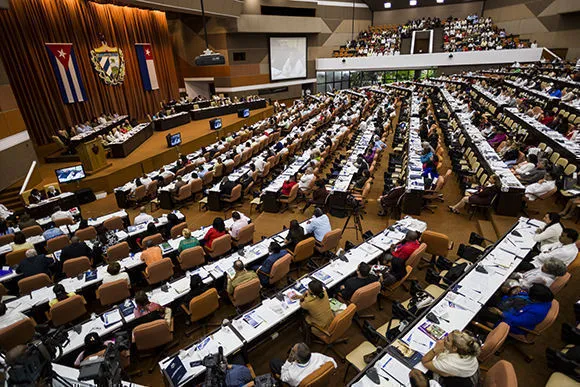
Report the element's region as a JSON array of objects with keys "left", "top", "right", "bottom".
[
  {"left": 42, "top": 226, "right": 64, "bottom": 241},
  {"left": 225, "top": 363, "right": 253, "bottom": 386},
  {"left": 256, "top": 242, "right": 288, "bottom": 286},
  {"left": 304, "top": 208, "right": 331, "bottom": 242}
]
